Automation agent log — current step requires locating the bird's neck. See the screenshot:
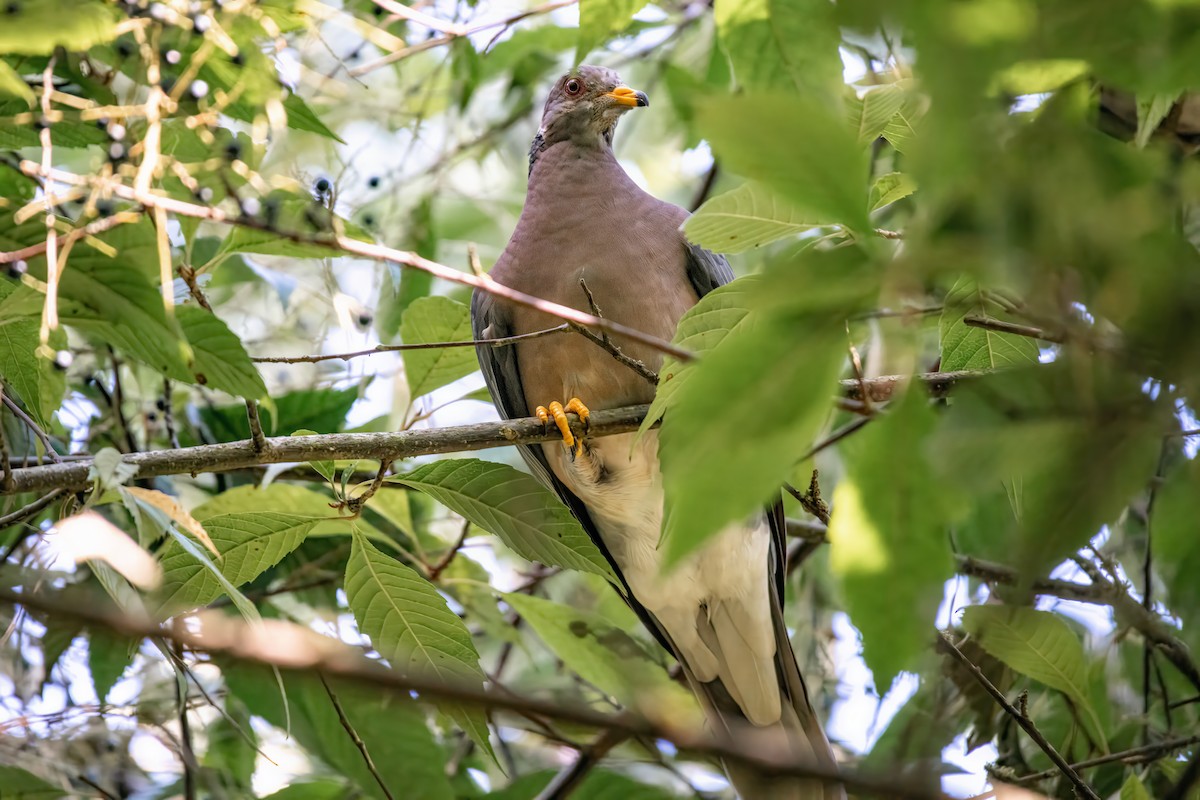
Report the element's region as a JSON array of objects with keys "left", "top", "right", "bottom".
[{"left": 525, "top": 141, "right": 637, "bottom": 208}]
